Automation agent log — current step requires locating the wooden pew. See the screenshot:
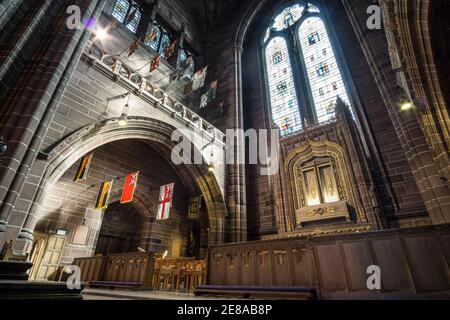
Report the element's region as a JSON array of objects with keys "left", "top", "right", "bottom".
[{"left": 73, "top": 252, "right": 154, "bottom": 290}]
